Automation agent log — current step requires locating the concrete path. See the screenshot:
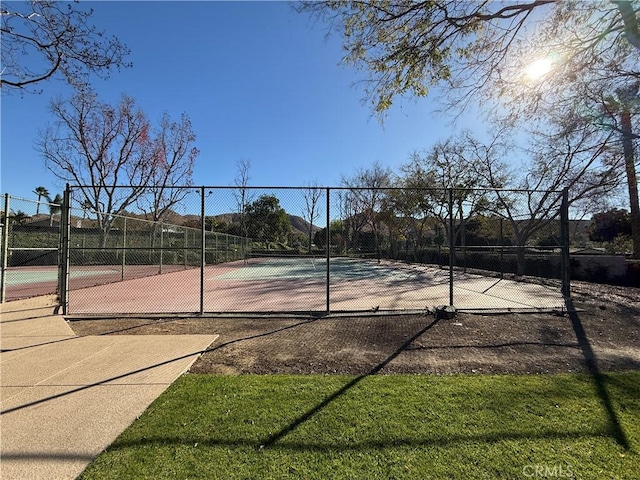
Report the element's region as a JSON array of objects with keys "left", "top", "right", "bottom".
[{"left": 0, "top": 296, "right": 218, "bottom": 480}]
